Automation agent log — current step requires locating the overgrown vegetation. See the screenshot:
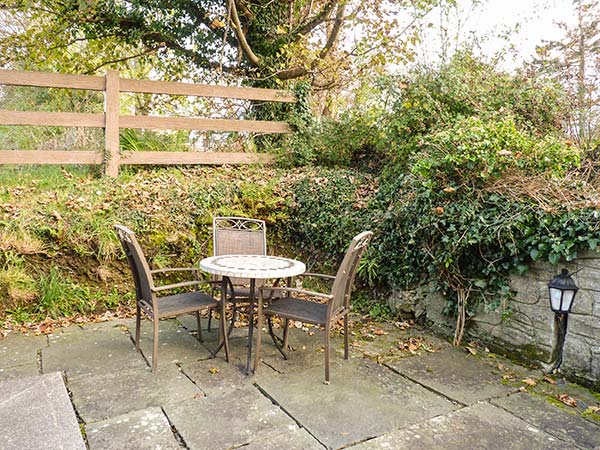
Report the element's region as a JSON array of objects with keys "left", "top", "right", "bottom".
[
  {"left": 281, "top": 52, "right": 600, "bottom": 342},
  {"left": 2, "top": 51, "right": 600, "bottom": 346}
]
